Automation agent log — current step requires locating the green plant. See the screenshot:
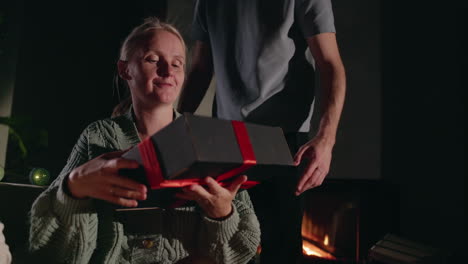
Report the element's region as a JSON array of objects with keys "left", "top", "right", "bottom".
[{"left": 0, "top": 116, "right": 28, "bottom": 158}]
